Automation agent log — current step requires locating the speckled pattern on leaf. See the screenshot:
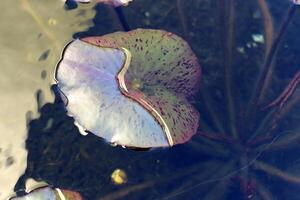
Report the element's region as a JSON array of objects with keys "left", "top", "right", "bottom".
[
  {"left": 124, "top": 86, "right": 199, "bottom": 144},
  {"left": 82, "top": 29, "right": 201, "bottom": 145},
  {"left": 83, "top": 29, "right": 201, "bottom": 97}
]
